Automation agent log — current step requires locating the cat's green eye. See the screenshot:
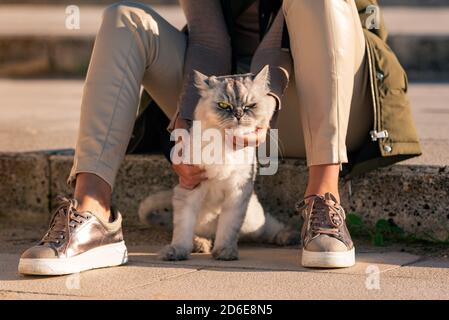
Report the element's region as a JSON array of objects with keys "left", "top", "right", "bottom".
[
  {"left": 244, "top": 103, "right": 257, "bottom": 110},
  {"left": 218, "top": 102, "right": 232, "bottom": 110}
]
